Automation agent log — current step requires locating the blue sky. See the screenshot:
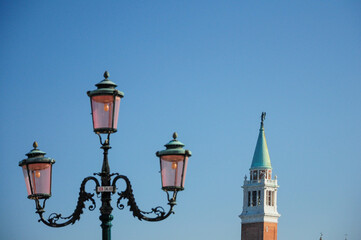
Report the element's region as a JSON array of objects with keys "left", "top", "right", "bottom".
[{"left": 1, "top": 1, "right": 360, "bottom": 240}]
